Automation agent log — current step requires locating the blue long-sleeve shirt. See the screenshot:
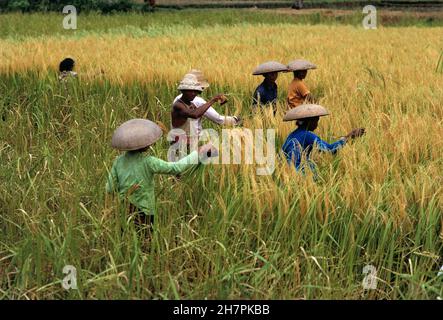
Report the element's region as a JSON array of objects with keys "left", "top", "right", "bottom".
[{"left": 282, "top": 128, "right": 346, "bottom": 172}]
